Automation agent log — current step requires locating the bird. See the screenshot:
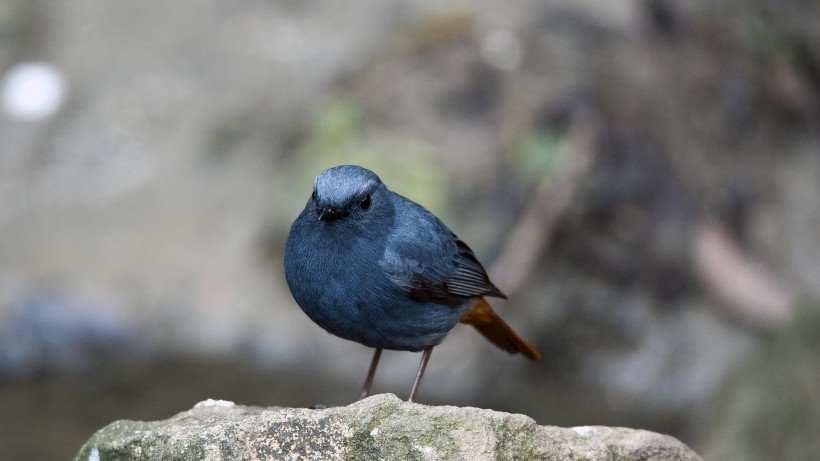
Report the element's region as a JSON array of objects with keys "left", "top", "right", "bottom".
[{"left": 284, "top": 165, "right": 540, "bottom": 402}]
